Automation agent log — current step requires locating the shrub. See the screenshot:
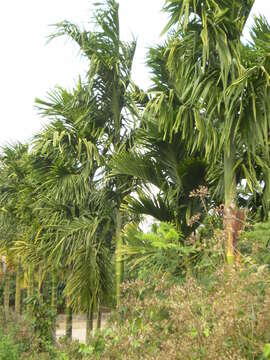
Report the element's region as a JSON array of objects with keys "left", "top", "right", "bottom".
[
  {"left": 24, "top": 294, "right": 57, "bottom": 353},
  {"left": 0, "top": 308, "right": 60, "bottom": 359},
  {"left": 122, "top": 222, "right": 210, "bottom": 281},
  {"left": 85, "top": 263, "right": 270, "bottom": 359},
  {"left": 239, "top": 221, "right": 270, "bottom": 267},
  {"left": 57, "top": 338, "right": 83, "bottom": 360},
  {"left": 0, "top": 334, "right": 19, "bottom": 360}
]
